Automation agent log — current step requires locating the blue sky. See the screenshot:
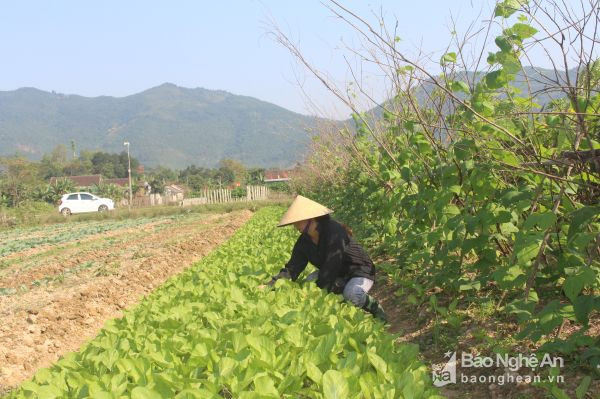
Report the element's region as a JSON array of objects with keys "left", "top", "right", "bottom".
[{"left": 1, "top": 1, "right": 496, "bottom": 119}]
